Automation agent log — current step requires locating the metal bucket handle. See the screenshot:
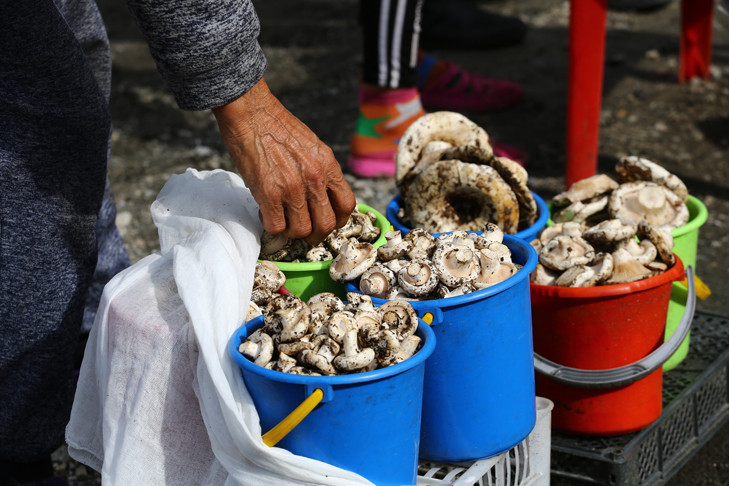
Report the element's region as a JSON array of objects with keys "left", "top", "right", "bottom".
[{"left": 533, "top": 265, "right": 696, "bottom": 389}]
